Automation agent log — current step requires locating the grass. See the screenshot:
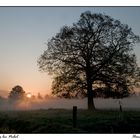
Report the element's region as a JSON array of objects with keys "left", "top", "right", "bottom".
[{"left": 0, "top": 109, "right": 140, "bottom": 133}]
